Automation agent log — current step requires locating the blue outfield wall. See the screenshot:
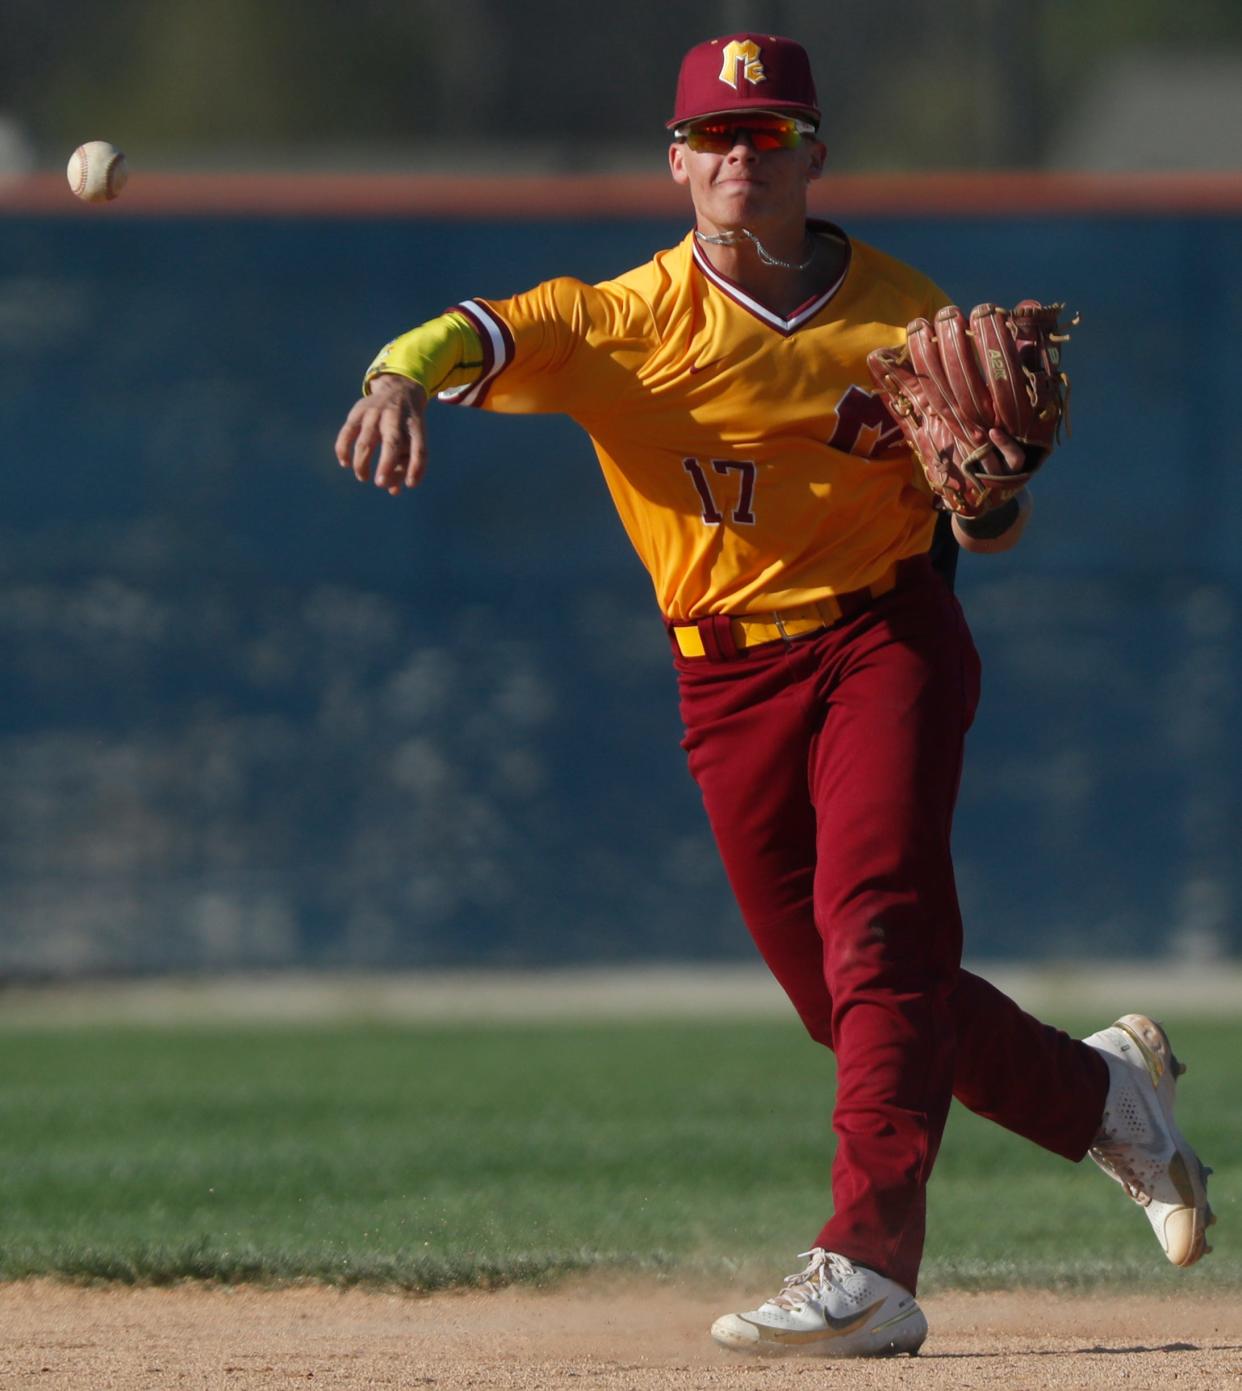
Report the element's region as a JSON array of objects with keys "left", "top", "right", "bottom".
[{"left": 0, "top": 210, "right": 1237, "bottom": 972}]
